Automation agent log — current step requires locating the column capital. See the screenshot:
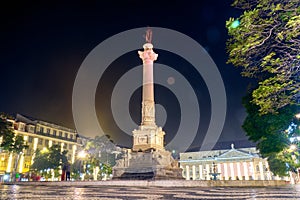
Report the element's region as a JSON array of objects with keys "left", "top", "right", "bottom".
[{"left": 138, "top": 43, "right": 158, "bottom": 64}]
